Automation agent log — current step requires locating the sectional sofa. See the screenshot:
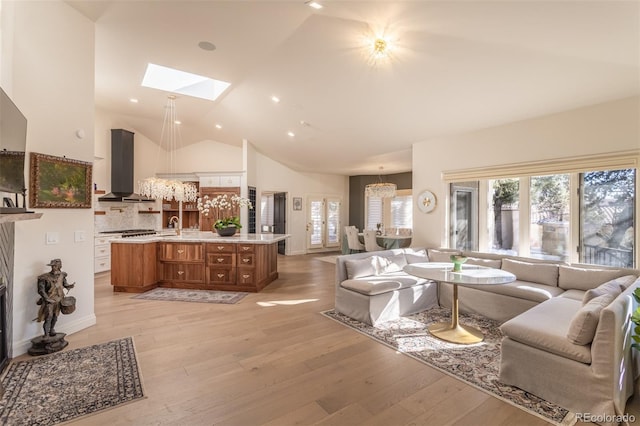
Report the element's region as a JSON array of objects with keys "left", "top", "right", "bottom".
[{"left": 334, "top": 247, "right": 640, "bottom": 425}]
